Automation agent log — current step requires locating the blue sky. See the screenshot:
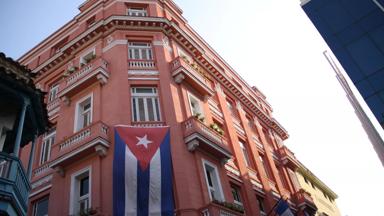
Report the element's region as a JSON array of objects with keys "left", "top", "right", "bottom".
[{"left": 1, "top": 0, "right": 384, "bottom": 215}]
